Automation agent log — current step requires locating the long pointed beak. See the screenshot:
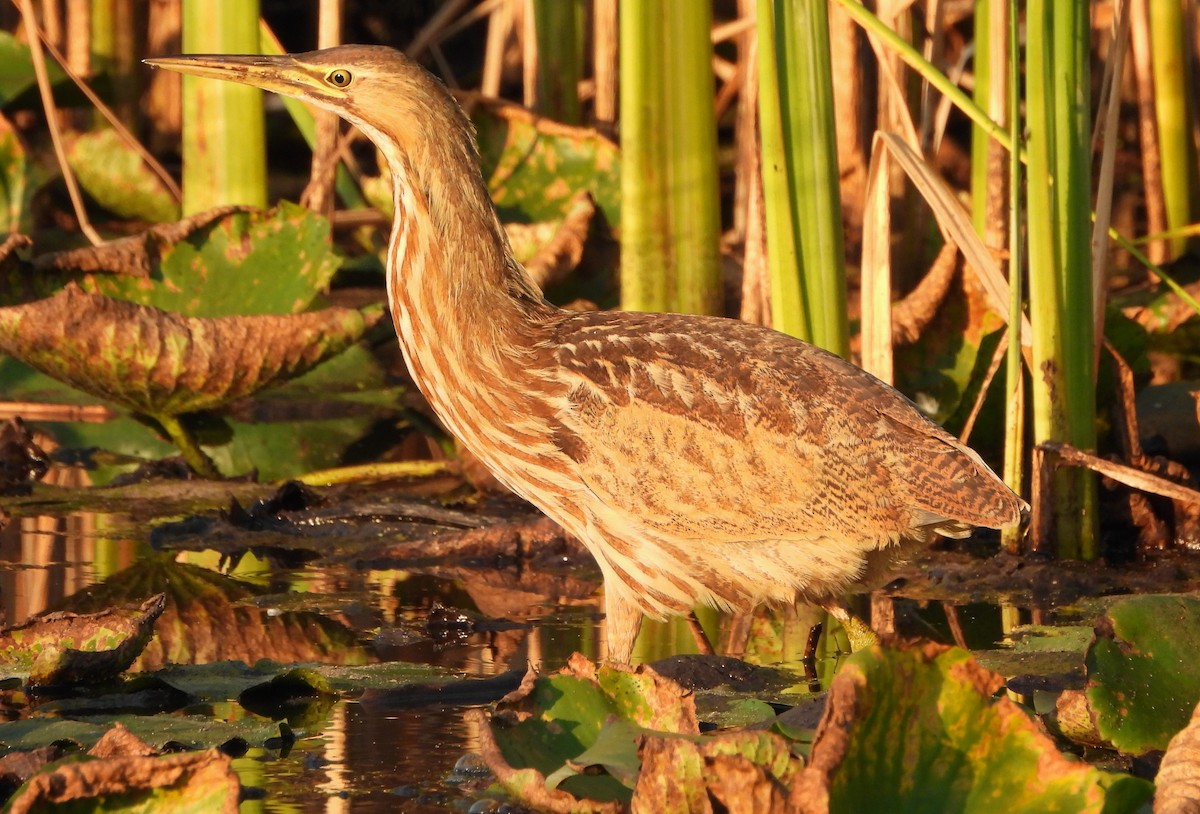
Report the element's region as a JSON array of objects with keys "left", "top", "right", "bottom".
[{"left": 143, "top": 54, "right": 326, "bottom": 98}]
